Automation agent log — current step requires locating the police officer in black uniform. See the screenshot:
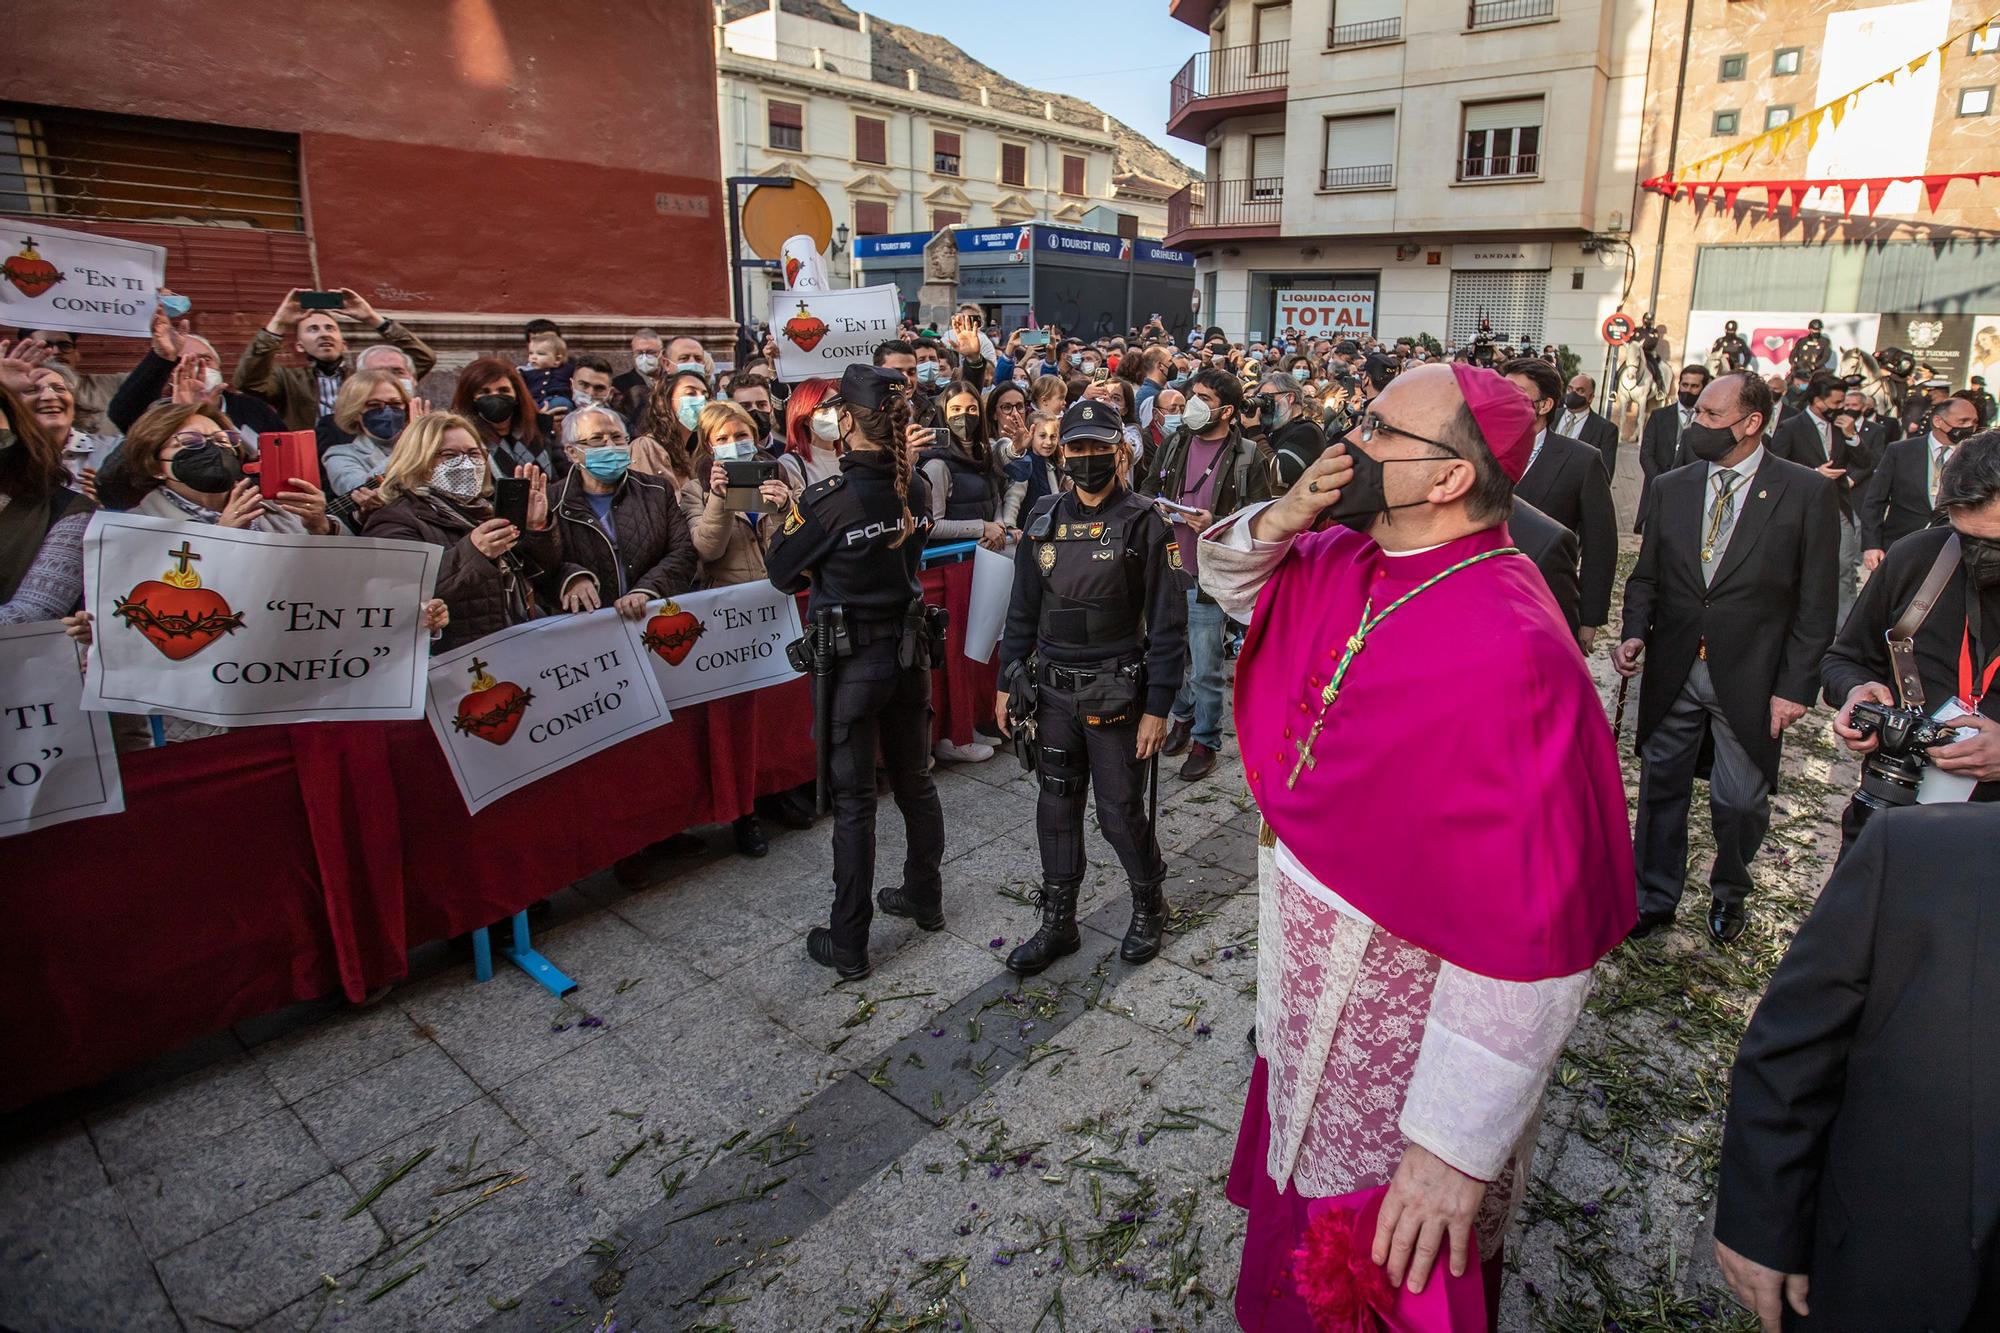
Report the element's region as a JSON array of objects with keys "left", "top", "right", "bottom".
[
  {"left": 766, "top": 364, "right": 946, "bottom": 981},
  {"left": 993, "top": 399, "right": 1189, "bottom": 976},
  {"left": 1713, "top": 319, "right": 1753, "bottom": 372},
  {"left": 1792, "top": 318, "right": 1836, "bottom": 376}
]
